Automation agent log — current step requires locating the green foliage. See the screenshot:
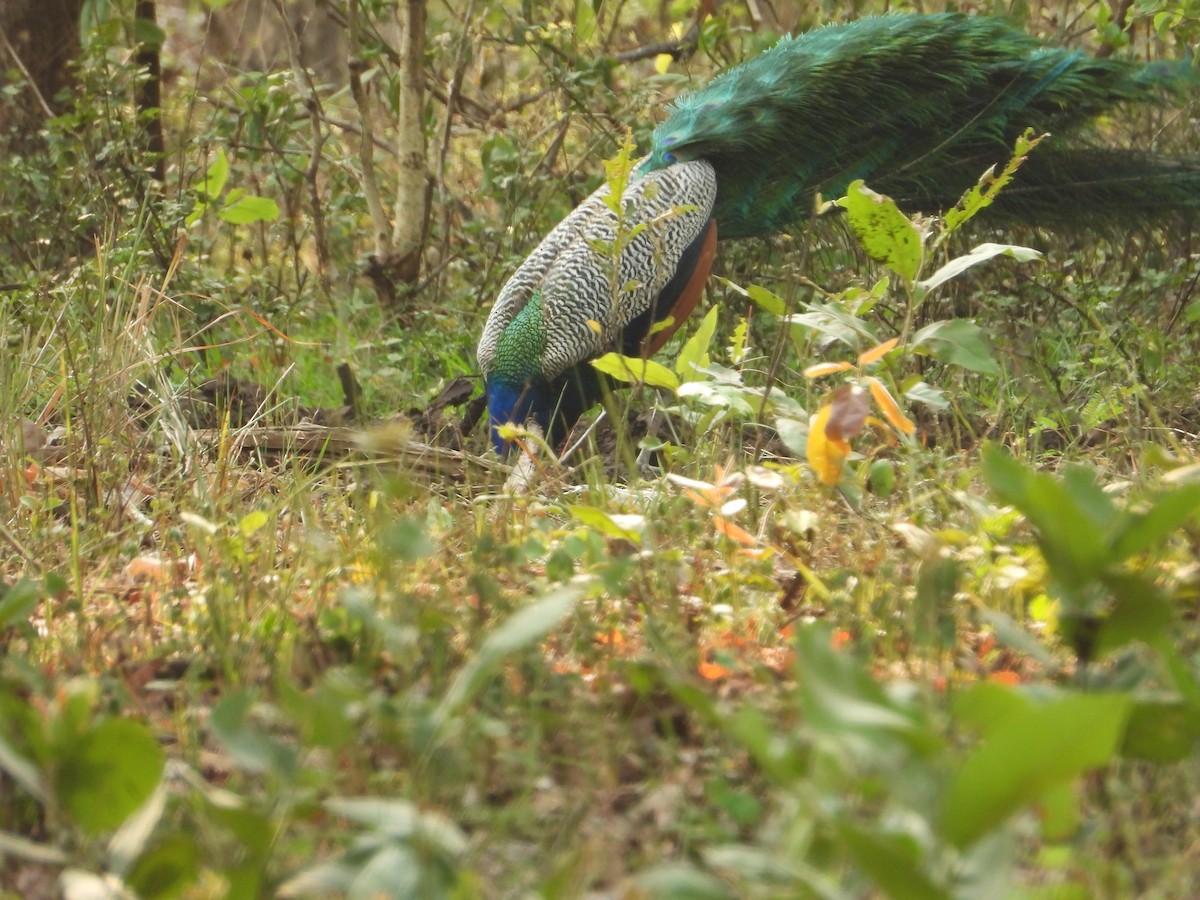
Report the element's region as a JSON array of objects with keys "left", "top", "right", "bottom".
[
  {"left": 186, "top": 148, "right": 281, "bottom": 227},
  {"left": 0, "top": 671, "right": 170, "bottom": 891},
  {"left": 837, "top": 181, "right": 924, "bottom": 286},
  {"left": 982, "top": 444, "right": 1200, "bottom": 664}
]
